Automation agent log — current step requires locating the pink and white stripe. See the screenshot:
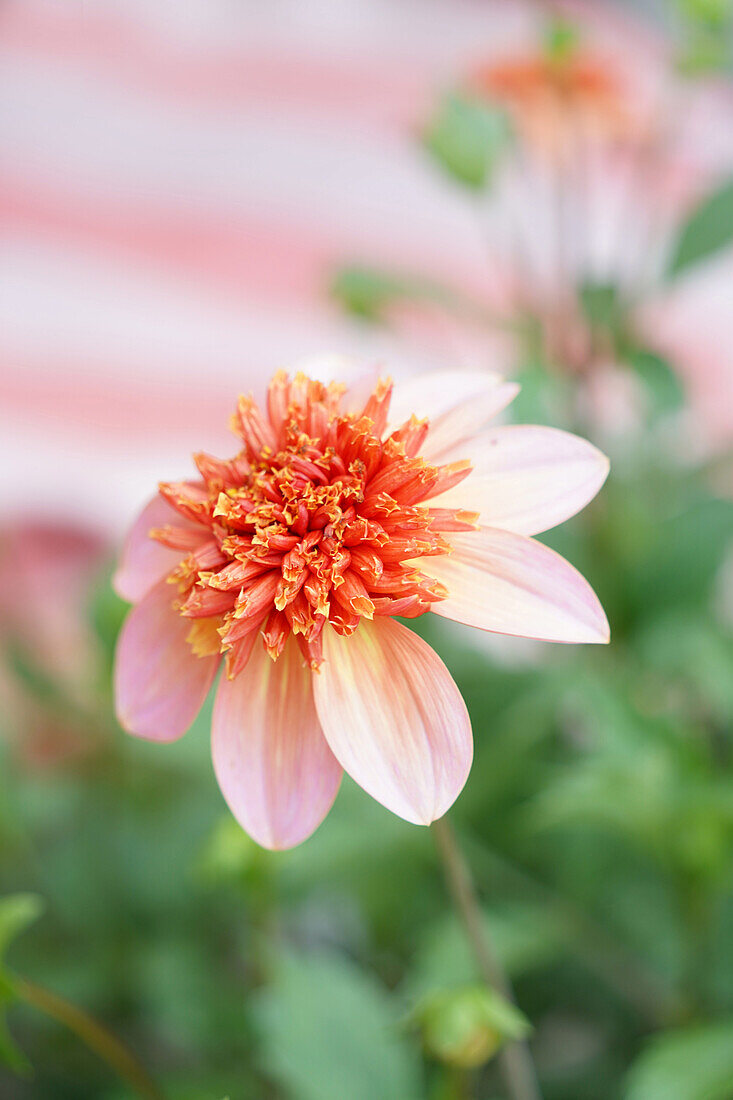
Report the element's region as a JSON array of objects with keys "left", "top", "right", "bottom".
[
  {"left": 1, "top": 0, "right": 530, "bottom": 532},
  {"left": 4, "top": 0, "right": 732, "bottom": 537}
]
